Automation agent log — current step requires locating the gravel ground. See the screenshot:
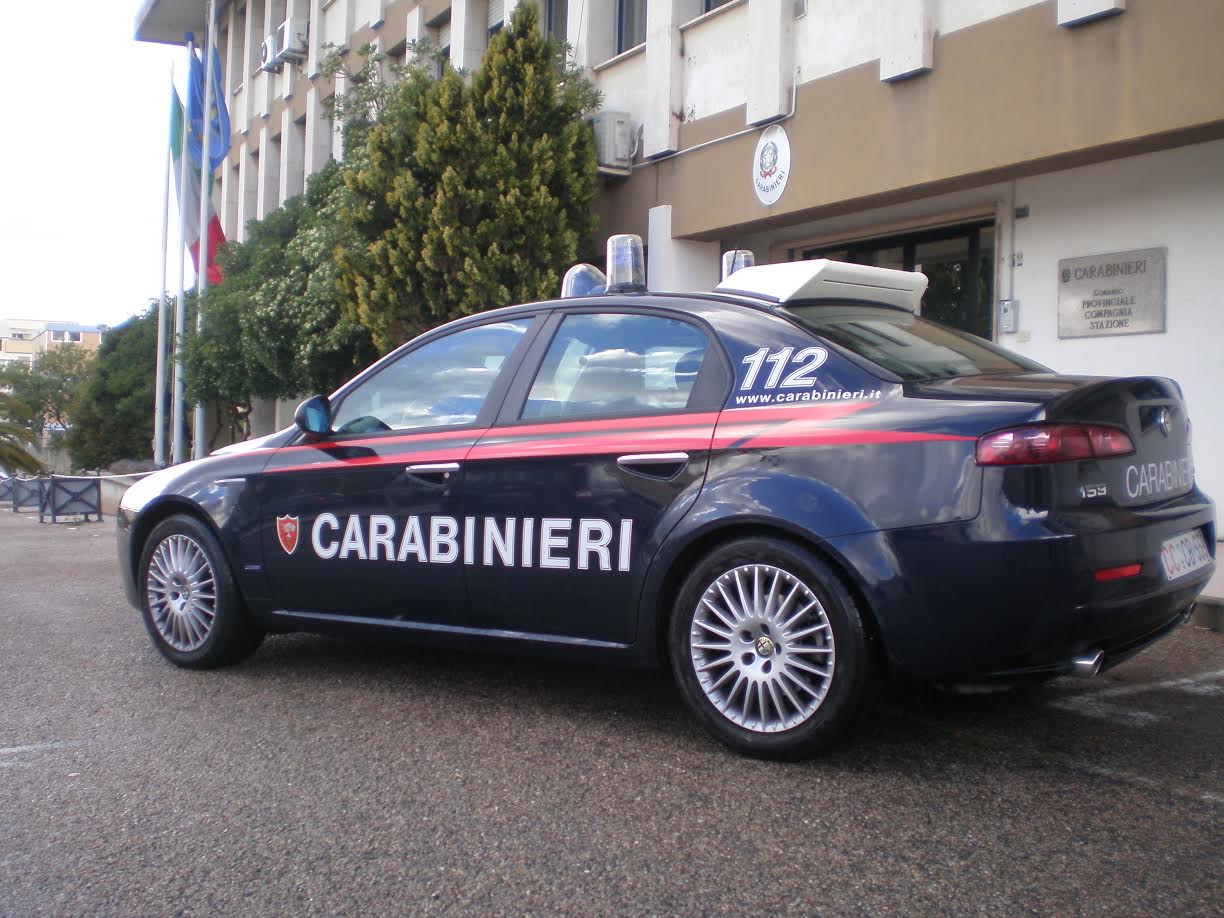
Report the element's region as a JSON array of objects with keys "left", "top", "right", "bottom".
[{"left": 1, "top": 511, "right": 1221, "bottom": 916}]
